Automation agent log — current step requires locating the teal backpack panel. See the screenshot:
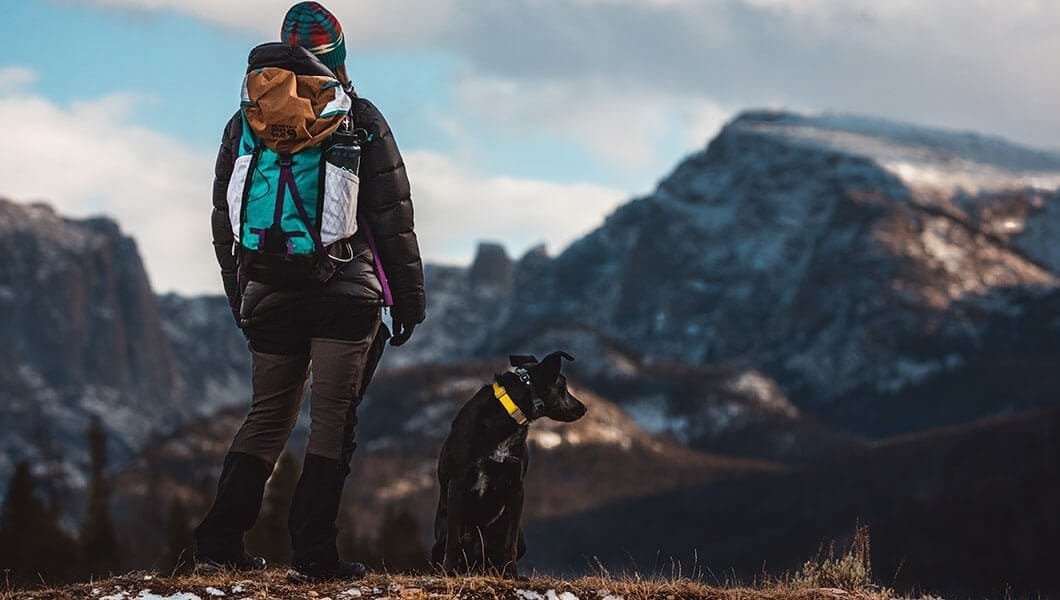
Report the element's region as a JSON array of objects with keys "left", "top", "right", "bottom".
[
  {"left": 240, "top": 145, "right": 324, "bottom": 256},
  {"left": 232, "top": 106, "right": 328, "bottom": 259}
]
